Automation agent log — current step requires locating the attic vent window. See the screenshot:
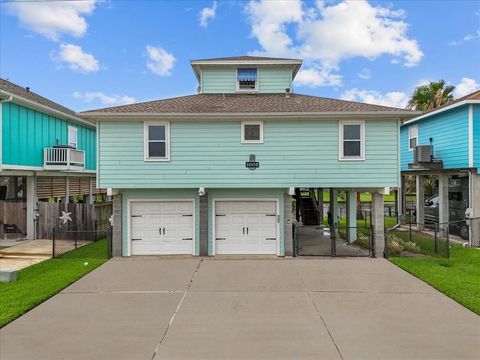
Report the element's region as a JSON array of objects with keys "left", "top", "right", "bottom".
[{"left": 237, "top": 68, "right": 257, "bottom": 91}]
